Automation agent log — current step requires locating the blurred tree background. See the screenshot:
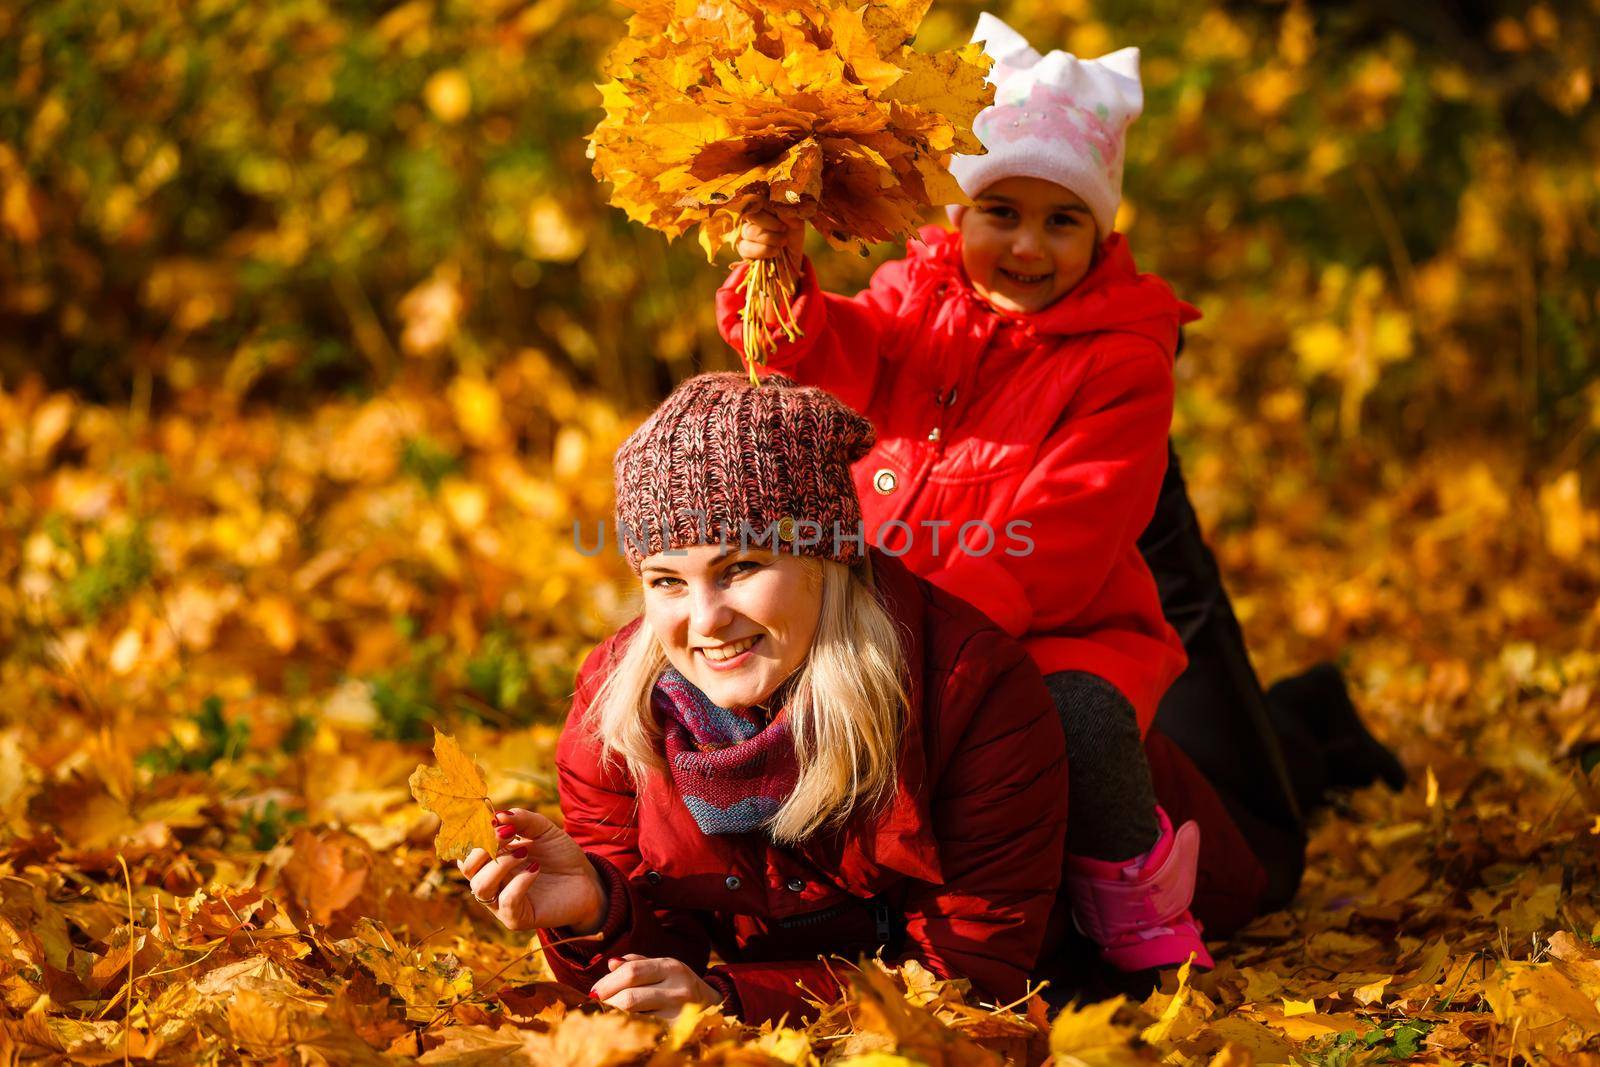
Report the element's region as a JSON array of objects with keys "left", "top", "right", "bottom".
[
  {"left": 3, "top": 0, "right": 1596, "bottom": 449},
  {"left": 3, "top": 2, "right": 1600, "bottom": 1059},
  {"left": 3, "top": 0, "right": 1599, "bottom": 789},
  {"left": 2, "top": 0, "right": 1597, "bottom": 790}
]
